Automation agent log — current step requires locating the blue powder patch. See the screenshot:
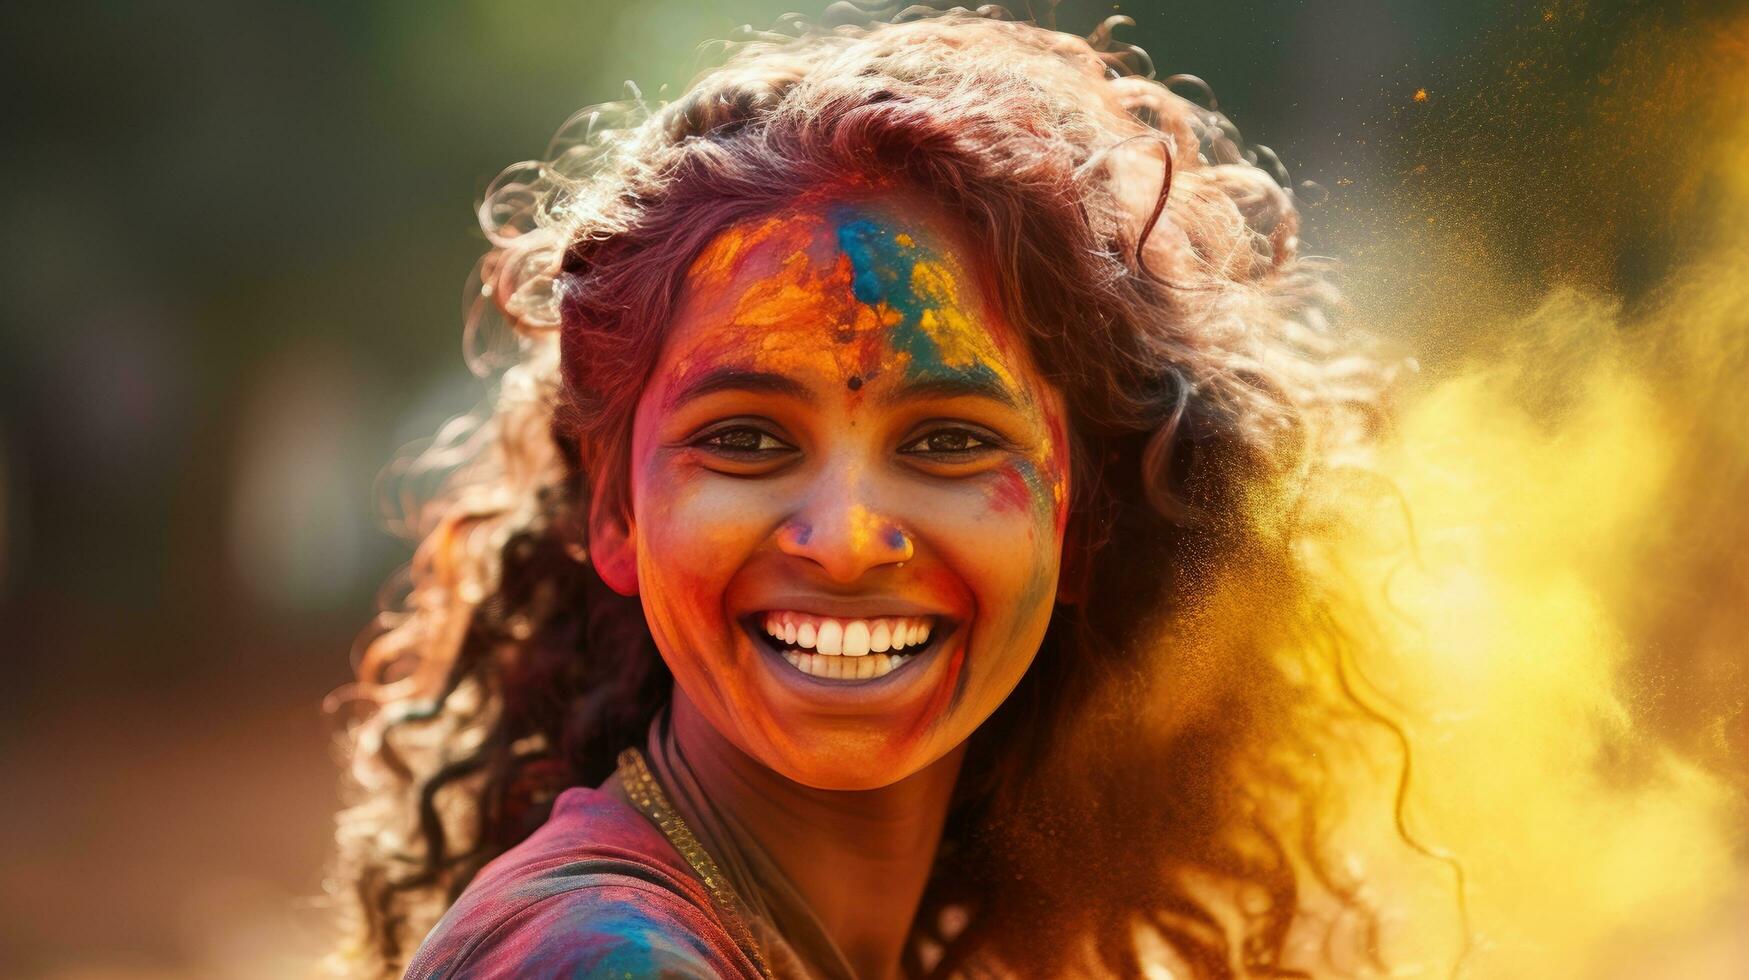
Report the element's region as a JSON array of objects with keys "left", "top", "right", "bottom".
[{"left": 830, "top": 204, "right": 1002, "bottom": 389}]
